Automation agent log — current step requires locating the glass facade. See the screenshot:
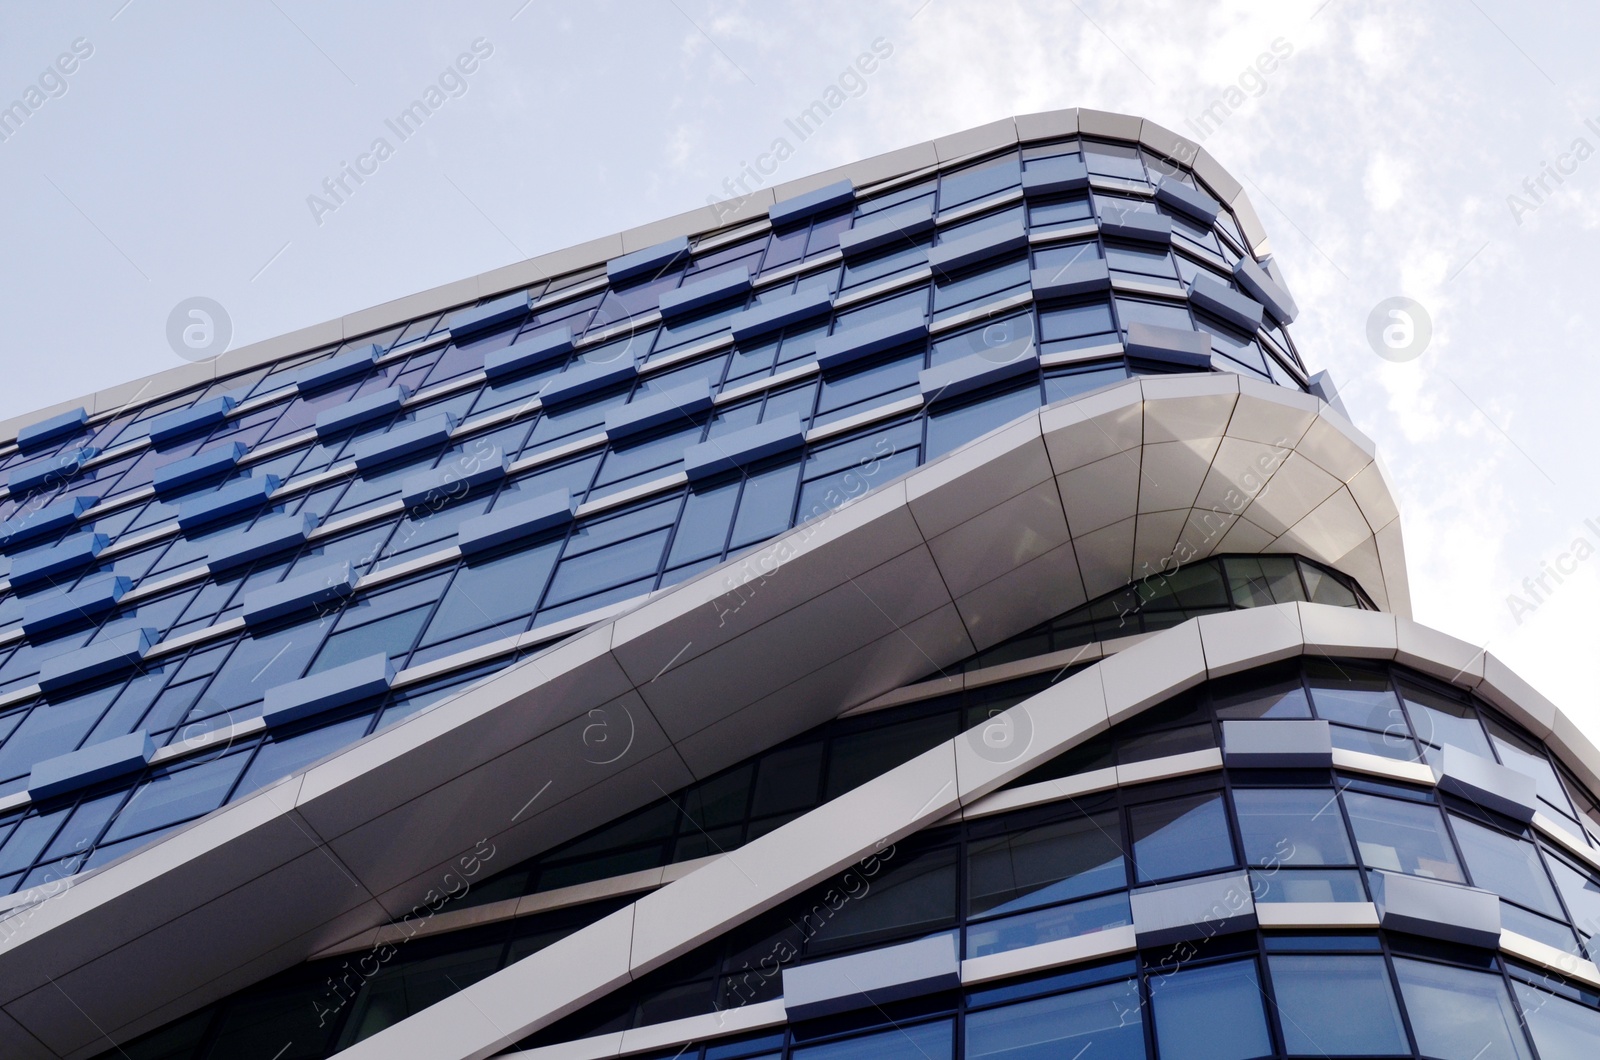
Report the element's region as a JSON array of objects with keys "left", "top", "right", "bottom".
[
  {"left": 0, "top": 132, "right": 1309, "bottom": 899},
  {"left": 100, "top": 656, "right": 1600, "bottom": 1058}
]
